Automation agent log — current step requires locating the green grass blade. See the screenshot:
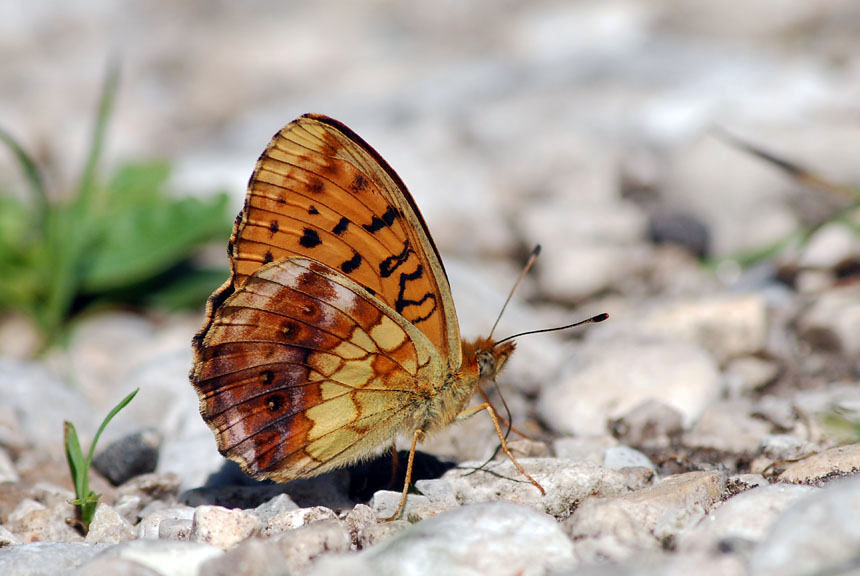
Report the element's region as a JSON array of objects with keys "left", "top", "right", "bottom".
[
  {"left": 63, "top": 421, "right": 87, "bottom": 500},
  {"left": 0, "top": 127, "right": 48, "bottom": 217},
  {"left": 39, "top": 64, "right": 120, "bottom": 344},
  {"left": 85, "top": 388, "right": 139, "bottom": 468},
  {"left": 75, "top": 62, "right": 119, "bottom": 209}
]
